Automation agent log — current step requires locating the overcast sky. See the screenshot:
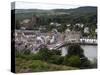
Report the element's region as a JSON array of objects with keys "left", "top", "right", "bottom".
[{"left": 11, "top": 1, "right": 84, "bottom": 10}]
